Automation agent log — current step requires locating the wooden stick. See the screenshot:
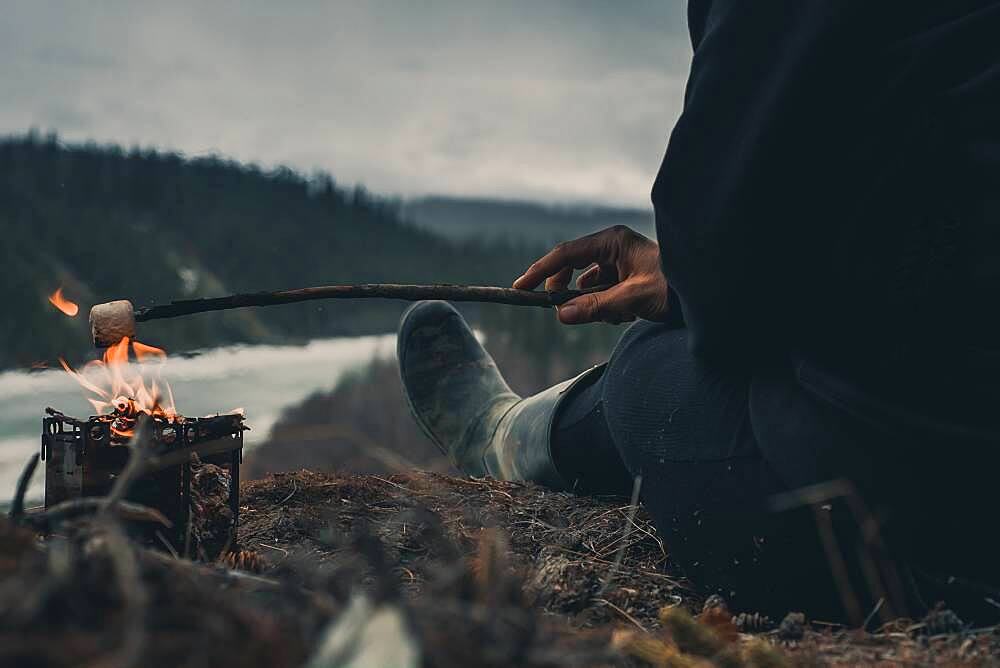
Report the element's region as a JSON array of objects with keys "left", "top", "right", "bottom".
[
  {"left": 134, "top": 283, "right": 607, "bottom": 322},
  {"left": 8, "top": 454, "right": 39, "bottom": 522}
]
